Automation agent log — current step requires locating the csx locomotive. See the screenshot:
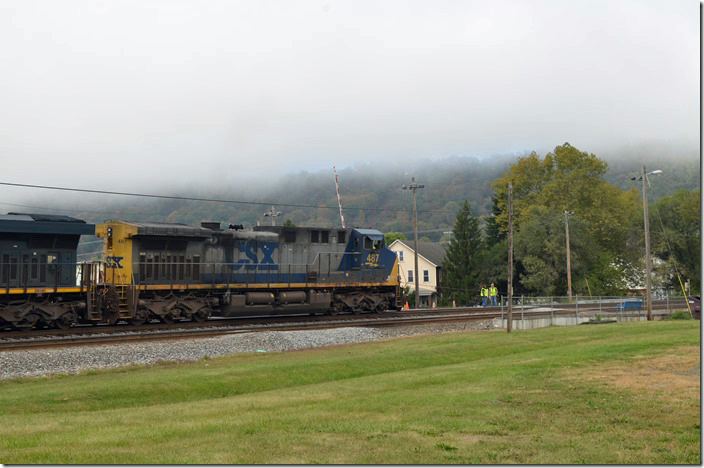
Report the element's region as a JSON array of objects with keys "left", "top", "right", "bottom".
[{"left": 0, "top": 213, "right": 401, "bottom": 330}]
